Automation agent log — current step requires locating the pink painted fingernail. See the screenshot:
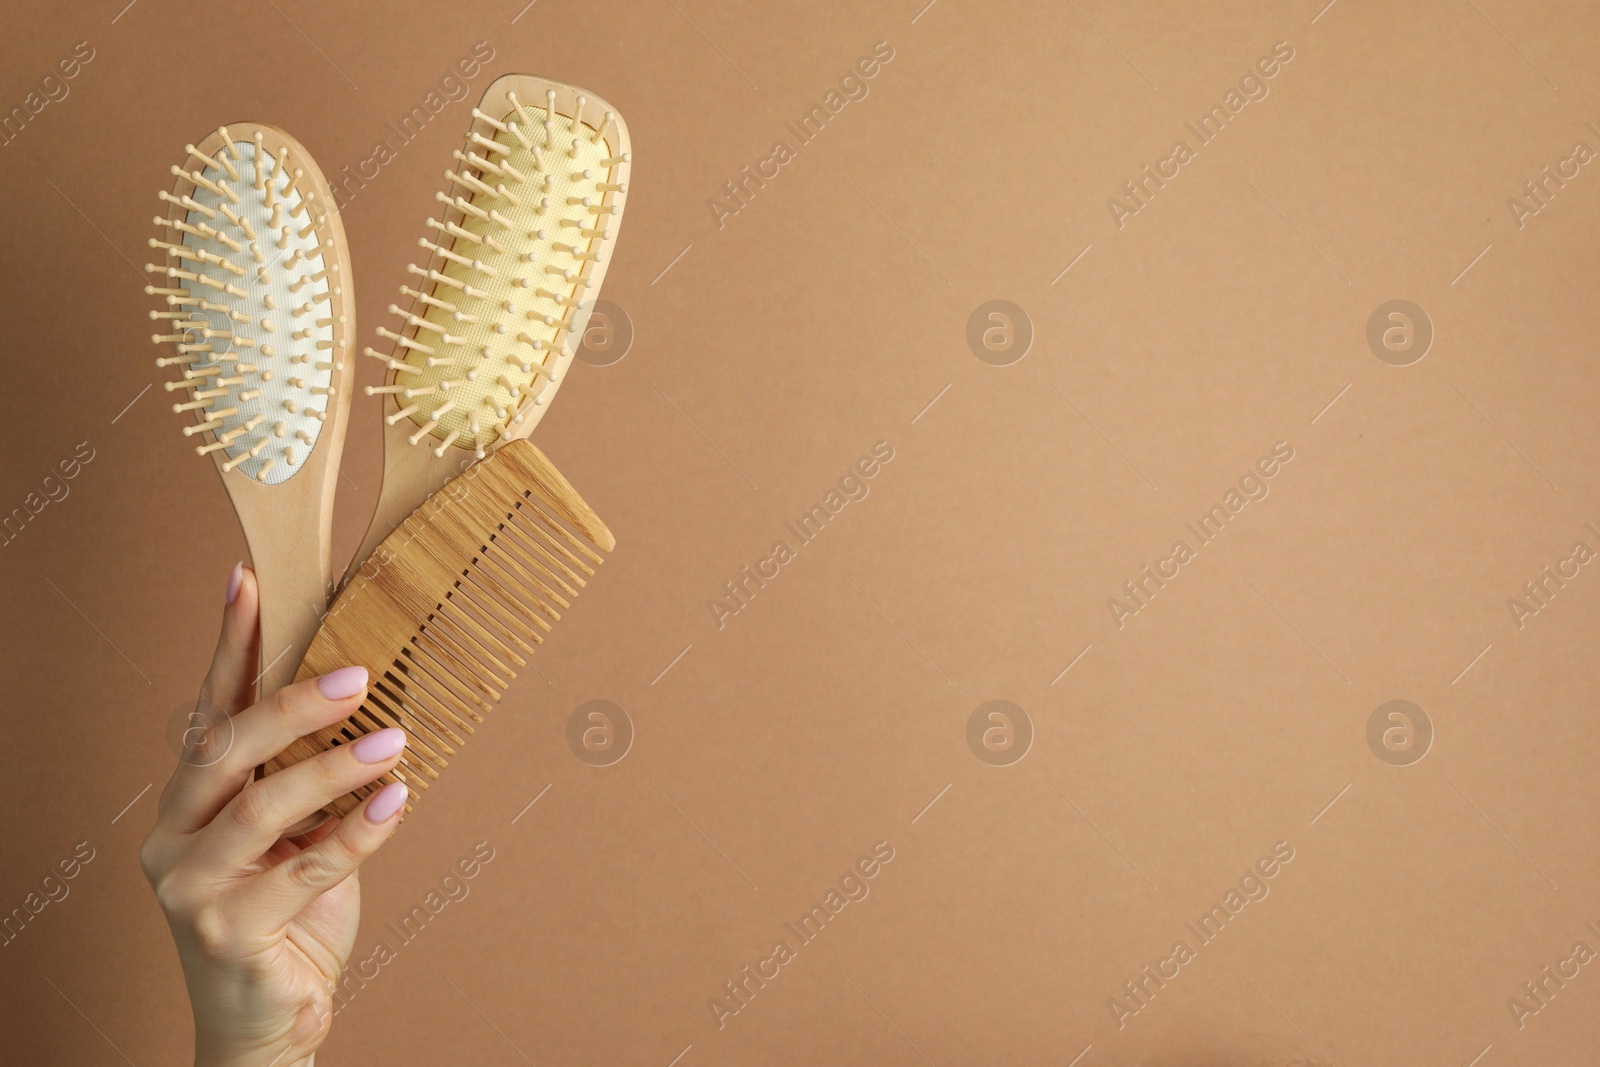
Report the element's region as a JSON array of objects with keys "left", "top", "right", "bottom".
[
  {"left": 226, "top": 562, "right": 243, "bottom": 604},
  {"left": 351, "top": 727, "right": 405, "bottom": 764},
  {"left": 365, "top": 780, "right": 409, "bottom": 823},
  {"left": 318, "top": 666, "right": 368, "bottom": 700}
]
